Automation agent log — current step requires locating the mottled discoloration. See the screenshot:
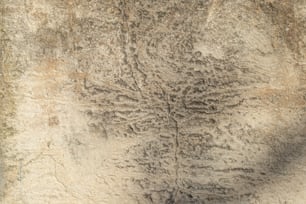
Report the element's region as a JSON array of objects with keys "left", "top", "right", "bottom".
[
  {"left": 0, "top": 1, "right": 20, "bottom": 200},
  {"left": 0, "top": 0, "right": 306, "bottom": 203}
]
